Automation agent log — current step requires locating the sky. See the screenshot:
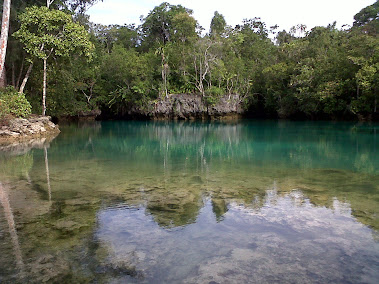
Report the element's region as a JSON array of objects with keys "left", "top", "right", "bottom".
[{"left": 87, "top": 0, "right": 376, "bottom": 33}]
